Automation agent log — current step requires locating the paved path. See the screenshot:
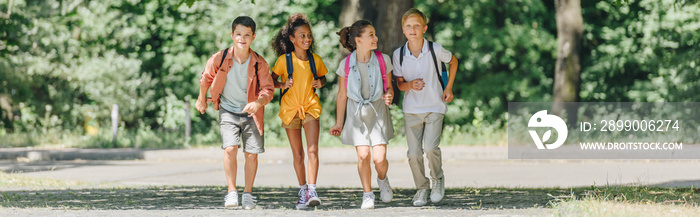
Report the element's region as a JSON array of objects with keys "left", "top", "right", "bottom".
[
  {"left": 2, "top": 146, "right": 700, "bottom": 188},
  {"left": 2, "top": 146, "right": 700, "bottom": 216}
]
